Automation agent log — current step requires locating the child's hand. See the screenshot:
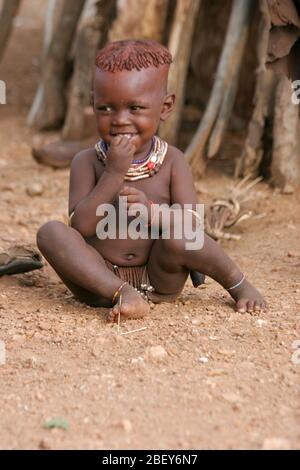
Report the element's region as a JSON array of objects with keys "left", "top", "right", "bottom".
[
  {"left": 106, "top": 136, "right": 136, "bottom": 176},
  {"left": 119, "top": 186, "right": 151, "bottom": 222}
]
